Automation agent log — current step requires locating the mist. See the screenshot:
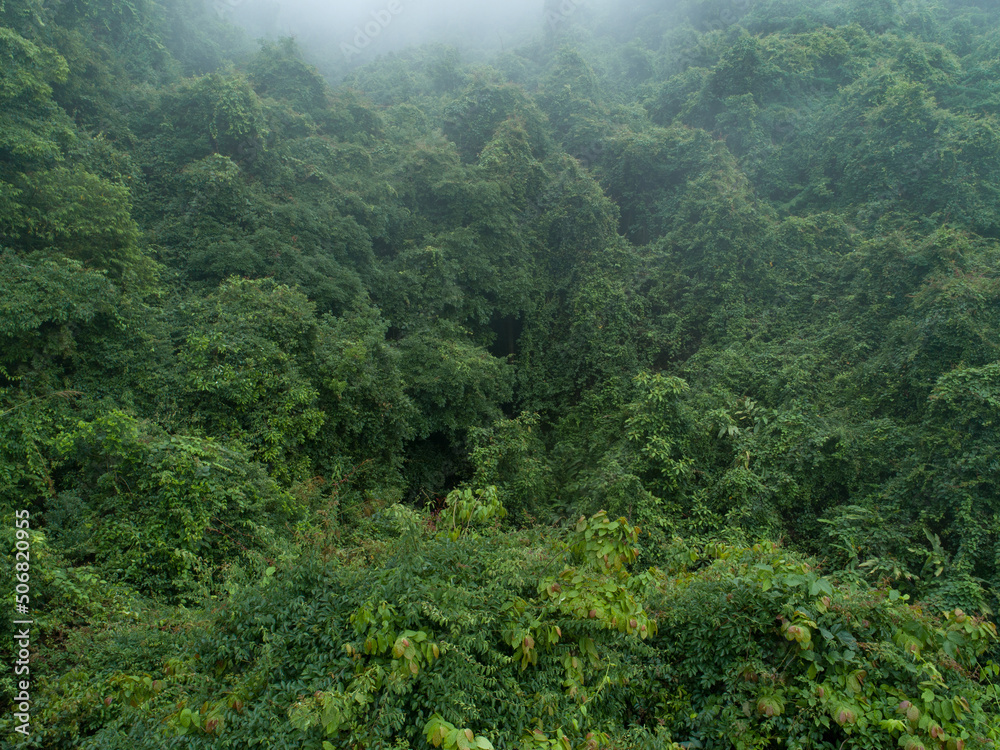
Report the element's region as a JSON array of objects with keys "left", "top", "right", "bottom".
[{"left": 219, "top": 0, "right": 569, "bottom": 73}]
